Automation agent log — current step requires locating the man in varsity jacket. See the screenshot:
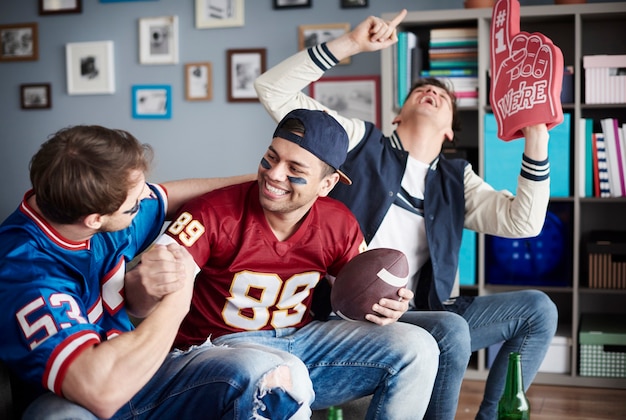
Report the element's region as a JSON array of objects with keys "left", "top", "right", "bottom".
[{"left": 255, "top": 10, "right": 558, "bottom": 420}]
